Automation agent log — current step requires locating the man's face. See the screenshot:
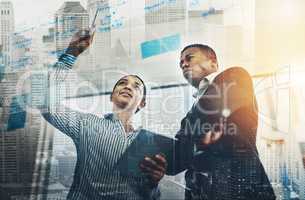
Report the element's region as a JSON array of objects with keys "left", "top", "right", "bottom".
[
  {"left": 180, "top": 47, "right": 217, "bottom": 86},
  {"left": 111, "top": 75, "right": 145, "bottom": 112}
]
